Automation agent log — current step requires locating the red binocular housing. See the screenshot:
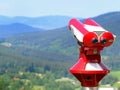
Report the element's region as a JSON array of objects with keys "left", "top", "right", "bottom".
[{"left": 68, "top": 18, "right": 115, "bottom": 87}]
